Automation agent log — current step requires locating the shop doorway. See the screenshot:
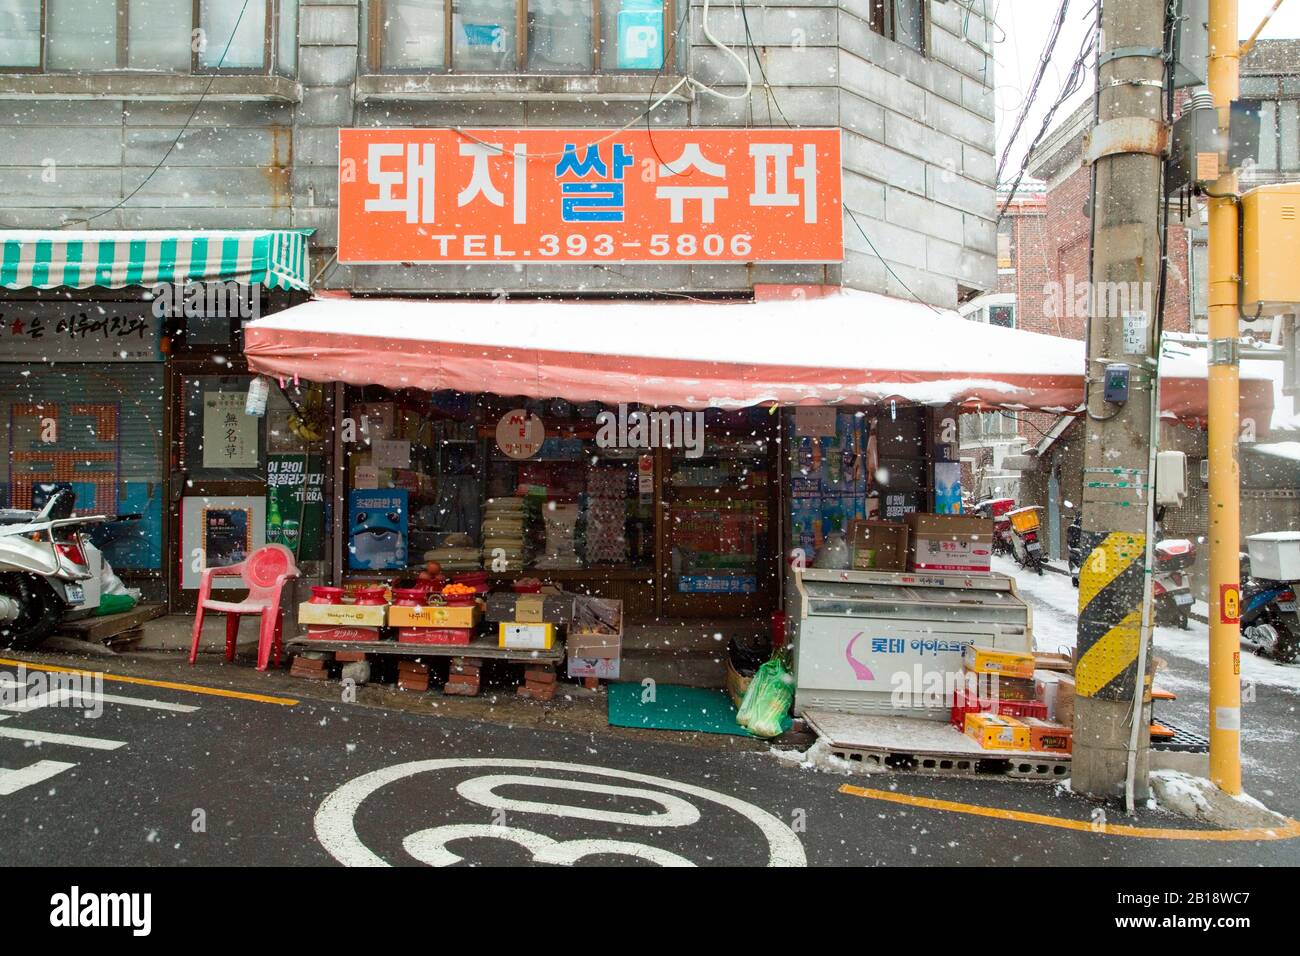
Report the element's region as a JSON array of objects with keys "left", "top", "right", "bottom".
[{"left": 166, "top": 357, "right": 268, "bottom": 613}]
